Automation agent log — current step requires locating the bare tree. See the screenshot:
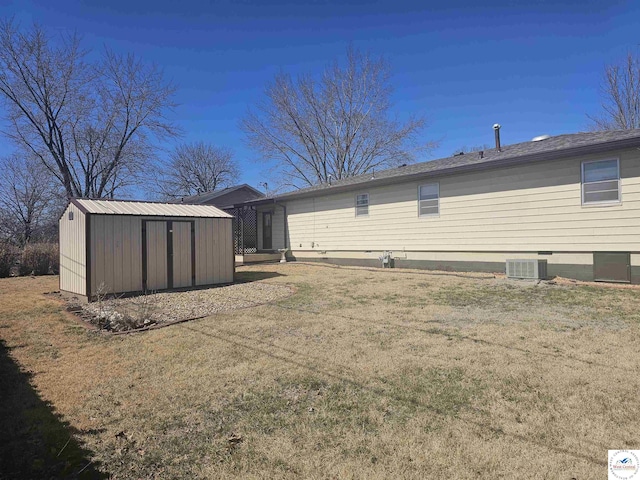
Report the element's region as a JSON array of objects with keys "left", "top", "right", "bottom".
[
  {"left": 157, "top": 142, "right": 240, "bottom": 198},
  {"left": 589, "top": 52, "right": 640, "bottom": 131},
  {"left": 0, "top": 154, "right": 63, "bottom": 246},
  {"left": 0, "top": 19, "right": 179, "bottom": 199},
  {"left": 242, "top": 47, "right": 434, "bottom": 189}
]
